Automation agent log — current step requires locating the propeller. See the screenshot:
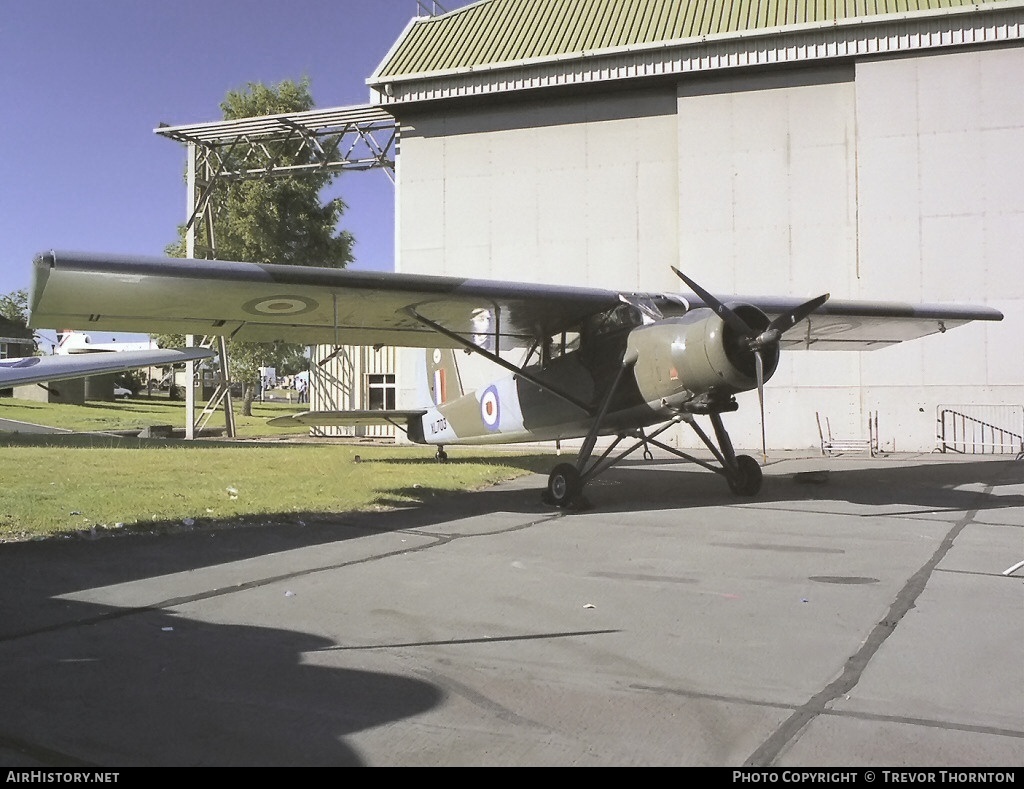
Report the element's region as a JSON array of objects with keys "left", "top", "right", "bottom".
[{"left": 671, "top": 267, "right": 829, "bottom": 463}]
